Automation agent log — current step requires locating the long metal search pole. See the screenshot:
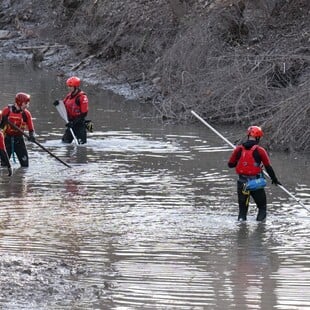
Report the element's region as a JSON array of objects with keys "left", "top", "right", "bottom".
[
  {"left": 6, "top": 119, "right": 71, "bottom": 168},
  {"left": 191, "top": 110, "right": 310, "bottom": 212},
  {"left": 54, "top": 100, "right": 79, "bottom": 145}
]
